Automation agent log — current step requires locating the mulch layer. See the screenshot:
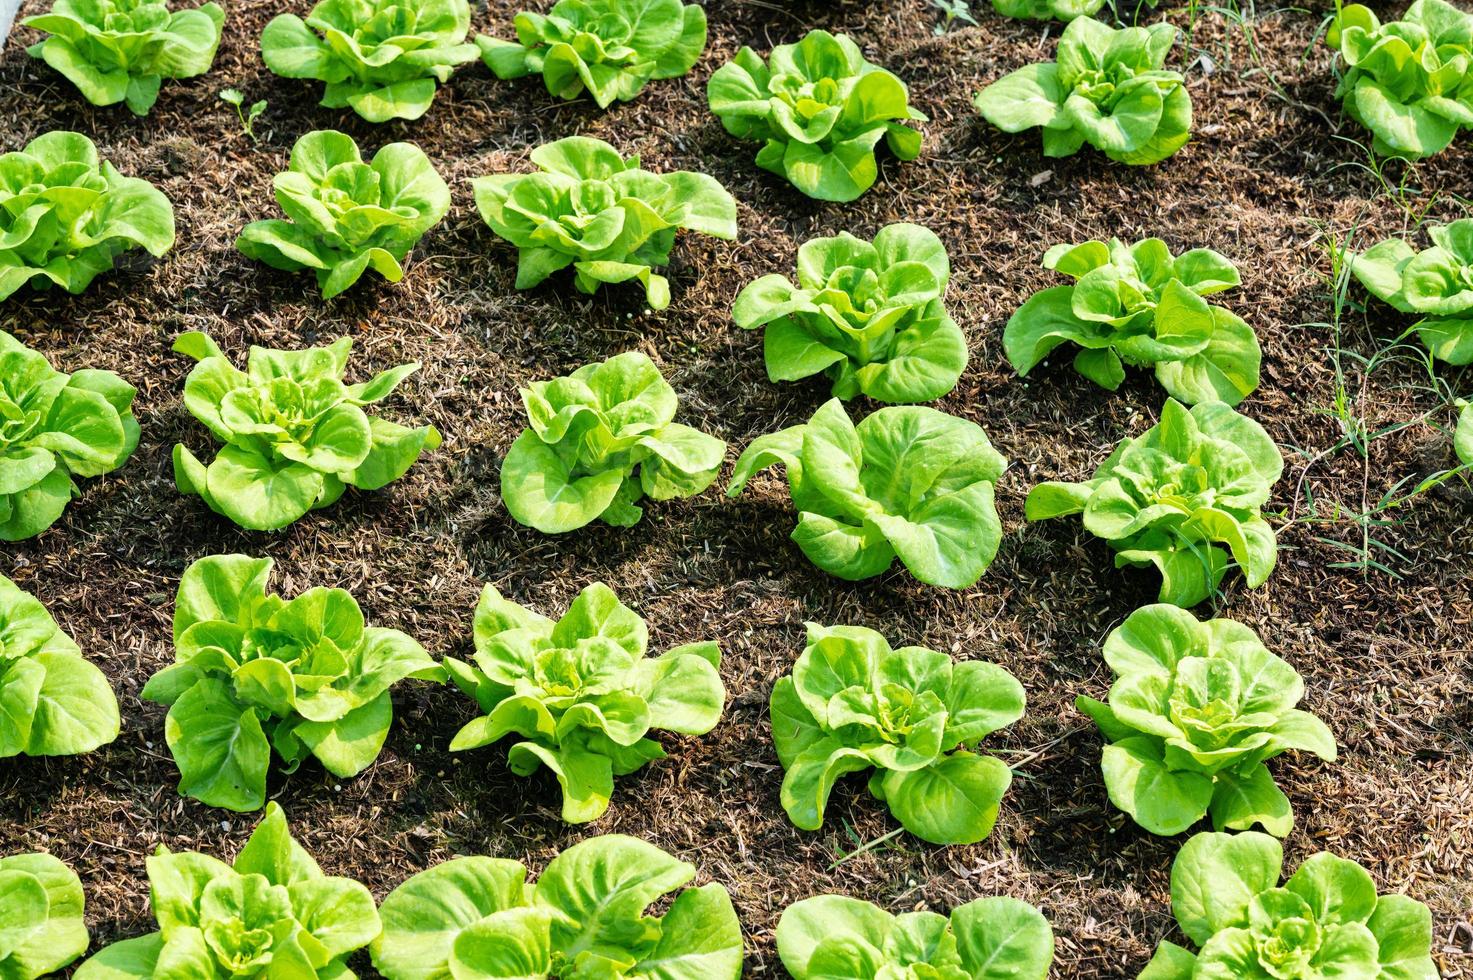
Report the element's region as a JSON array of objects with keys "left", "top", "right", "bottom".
[{"left": 2, "top": 0, "right": 1471, "bottom": 975}]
